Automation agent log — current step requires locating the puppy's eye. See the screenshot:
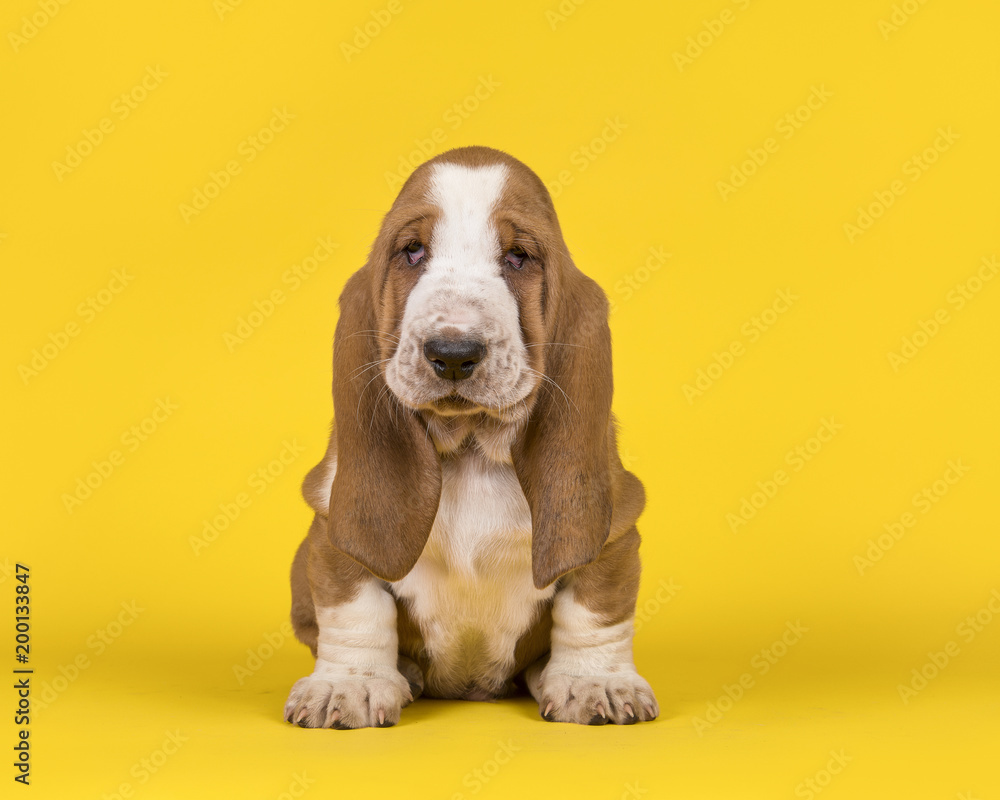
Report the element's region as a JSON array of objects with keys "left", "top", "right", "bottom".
[
  {"left": 405, "top": 241, "right": 425, "bottom": 265},
  {"left": 505, "top": 246, "right": 526, "bottom": 269}
]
